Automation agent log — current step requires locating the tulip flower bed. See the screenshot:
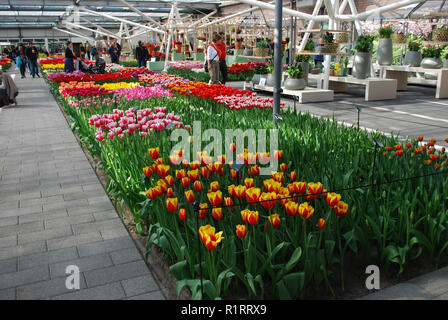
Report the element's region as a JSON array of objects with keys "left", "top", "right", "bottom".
[
  {"left": 166, "top": 62, "right": 255, "bottom": 82},
  {"left": 167, "top": 61, "right": 204, "bottom": 70},
  {"left": 0, "top": 57, "right": 12, "bottom": 71},
  {"left": 45, "top": 66, "right": 448, "bottom": 300}
]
